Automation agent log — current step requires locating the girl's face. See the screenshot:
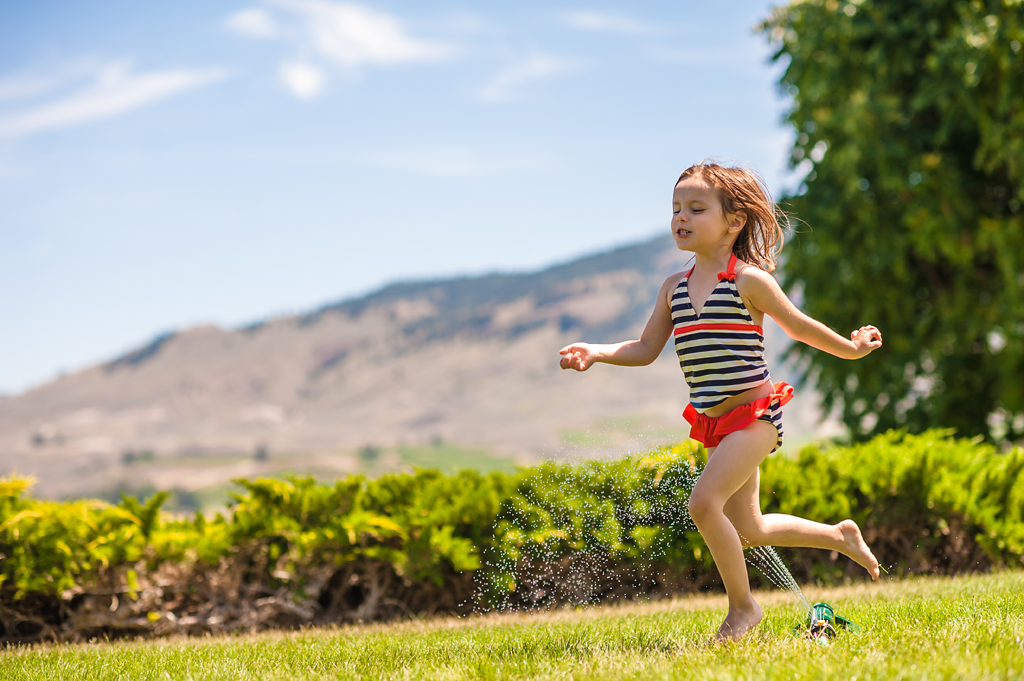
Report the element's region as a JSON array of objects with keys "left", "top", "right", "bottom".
[{"left": 671, "top": 176, "right": 744, "bottom": 253}]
